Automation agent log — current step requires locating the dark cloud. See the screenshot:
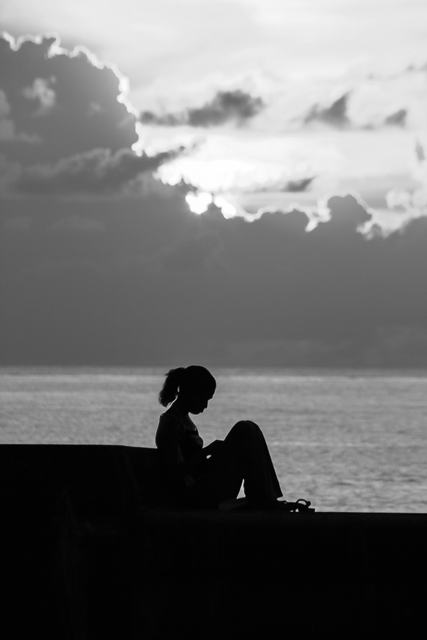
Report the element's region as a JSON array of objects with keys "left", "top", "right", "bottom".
[
  {"left": 0, "top": 33, "right": 138, "bottom": 164},
  {"left": 172, "top": 179, "right": 200, "bottom": 196},
  {"left": 254, "top": 176, "right": 315, "bottom": 193},
  {"left": 415, "top": 140, "right": 425, "bottom": 162},
  {"left": 303, "top": 93, "right": 408, "bottom": 130},
  {"left": 304, "top": 93, "right": 350, "bottom": 128},
  {"left": 384, "top": 108, "right": 407, "bottom": 127},
  {"left": 2, "top": 188, "right": 427, "bottom": 367},
  {"left": 8, "top": 146, "right": 185, "bottom": 195},
  {"left": 140, "top": 90, "right": 265, "bottom": 127},
  {"left": 282, "top": 177, "right": 315, "bottom": 192},
  {"left": 325, "top": 193, "right": 372, "bottom": 229}
]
